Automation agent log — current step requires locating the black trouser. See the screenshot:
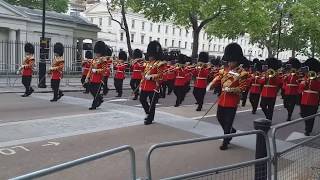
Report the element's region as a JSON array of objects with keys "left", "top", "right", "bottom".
[
  {"left": 249, "top": 93, "right": 260, "bottom": 112},
  {"left": 301, "top": 105, "right": 319, "bottom": 134},
  {"left": 90, "top": 82, "right": 103, "bottom": 108},
  {"left": 241, "top": 90, "right": 249, "bottom": 106},
  {"left": 260, "top": 97, "right": 276, "bottom": 120},
  {"left": 51, "top": 79, "right": 62, "bottom": 100},
  {"left": 139, "top": 90, "right": 159, "bottom": 121},
  {"left": 160, "top": 83, "right": 166, "bottom": 98},
  {"left": 174, "top": 86, "right": 186, "bottom": 105},
  {"left": 114, "top": 78, "right": 123, "bottom": 96},
  {"left": 214, "top": 86, "right": 222, "bottom": 96},
  {"left": 22, "top": 76, "right": 33, "bottom": 95},
  {"left": 103, "top": 76, "right": 109, "bottom": 94},
  {"left": 166, "top": 79, "right": 174, "bottom": 95},
  {"left": 284, "top": 95, "right": 297, "bottom": 119},
  {"left": 130, "top": 79, "right": 141, "bottom": 97},
  {"left": 193, "top": 87, "right": 206, "bottom": 106},
  {"left": 217, "top": 106, "right": 237, "bottom": 144},
  {"left": 81, "top": 75, "right": 89, "bottom": 93}
]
